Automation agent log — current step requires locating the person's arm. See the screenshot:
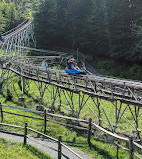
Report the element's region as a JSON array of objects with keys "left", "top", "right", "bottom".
[
  {"left": 71, "top": 63, "right": 76, "bottom": 69},
  {"left": 75, "top": 63, "right": 79, "bottom": 69}
]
